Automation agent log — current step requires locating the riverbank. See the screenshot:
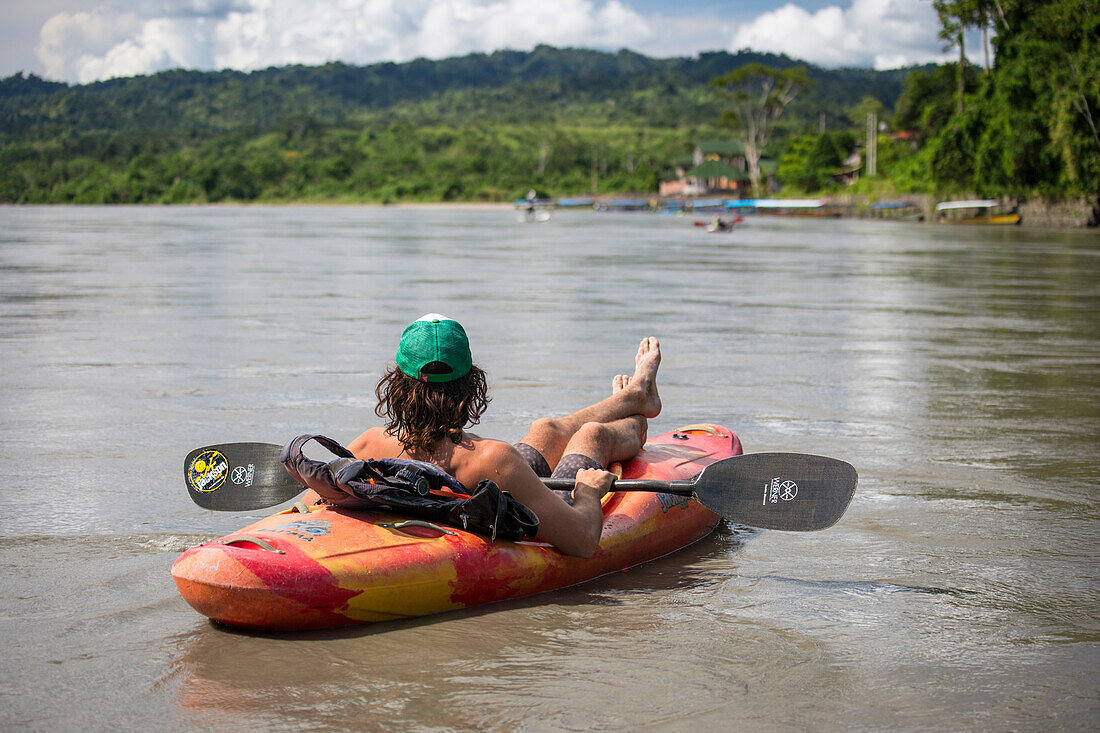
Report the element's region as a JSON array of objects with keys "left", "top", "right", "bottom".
[
  {"left": 5, "top": 195, "right": 1096, "bottom": 228},
  {"left": 813, "top": 193, "right": 1099, "bottom": 228},
  {"left": 539, "top": 192, "right": 1098, "bottom": 228},
  {"left": 563, "top": 193, "right": 1098, "bottom": 228}
]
